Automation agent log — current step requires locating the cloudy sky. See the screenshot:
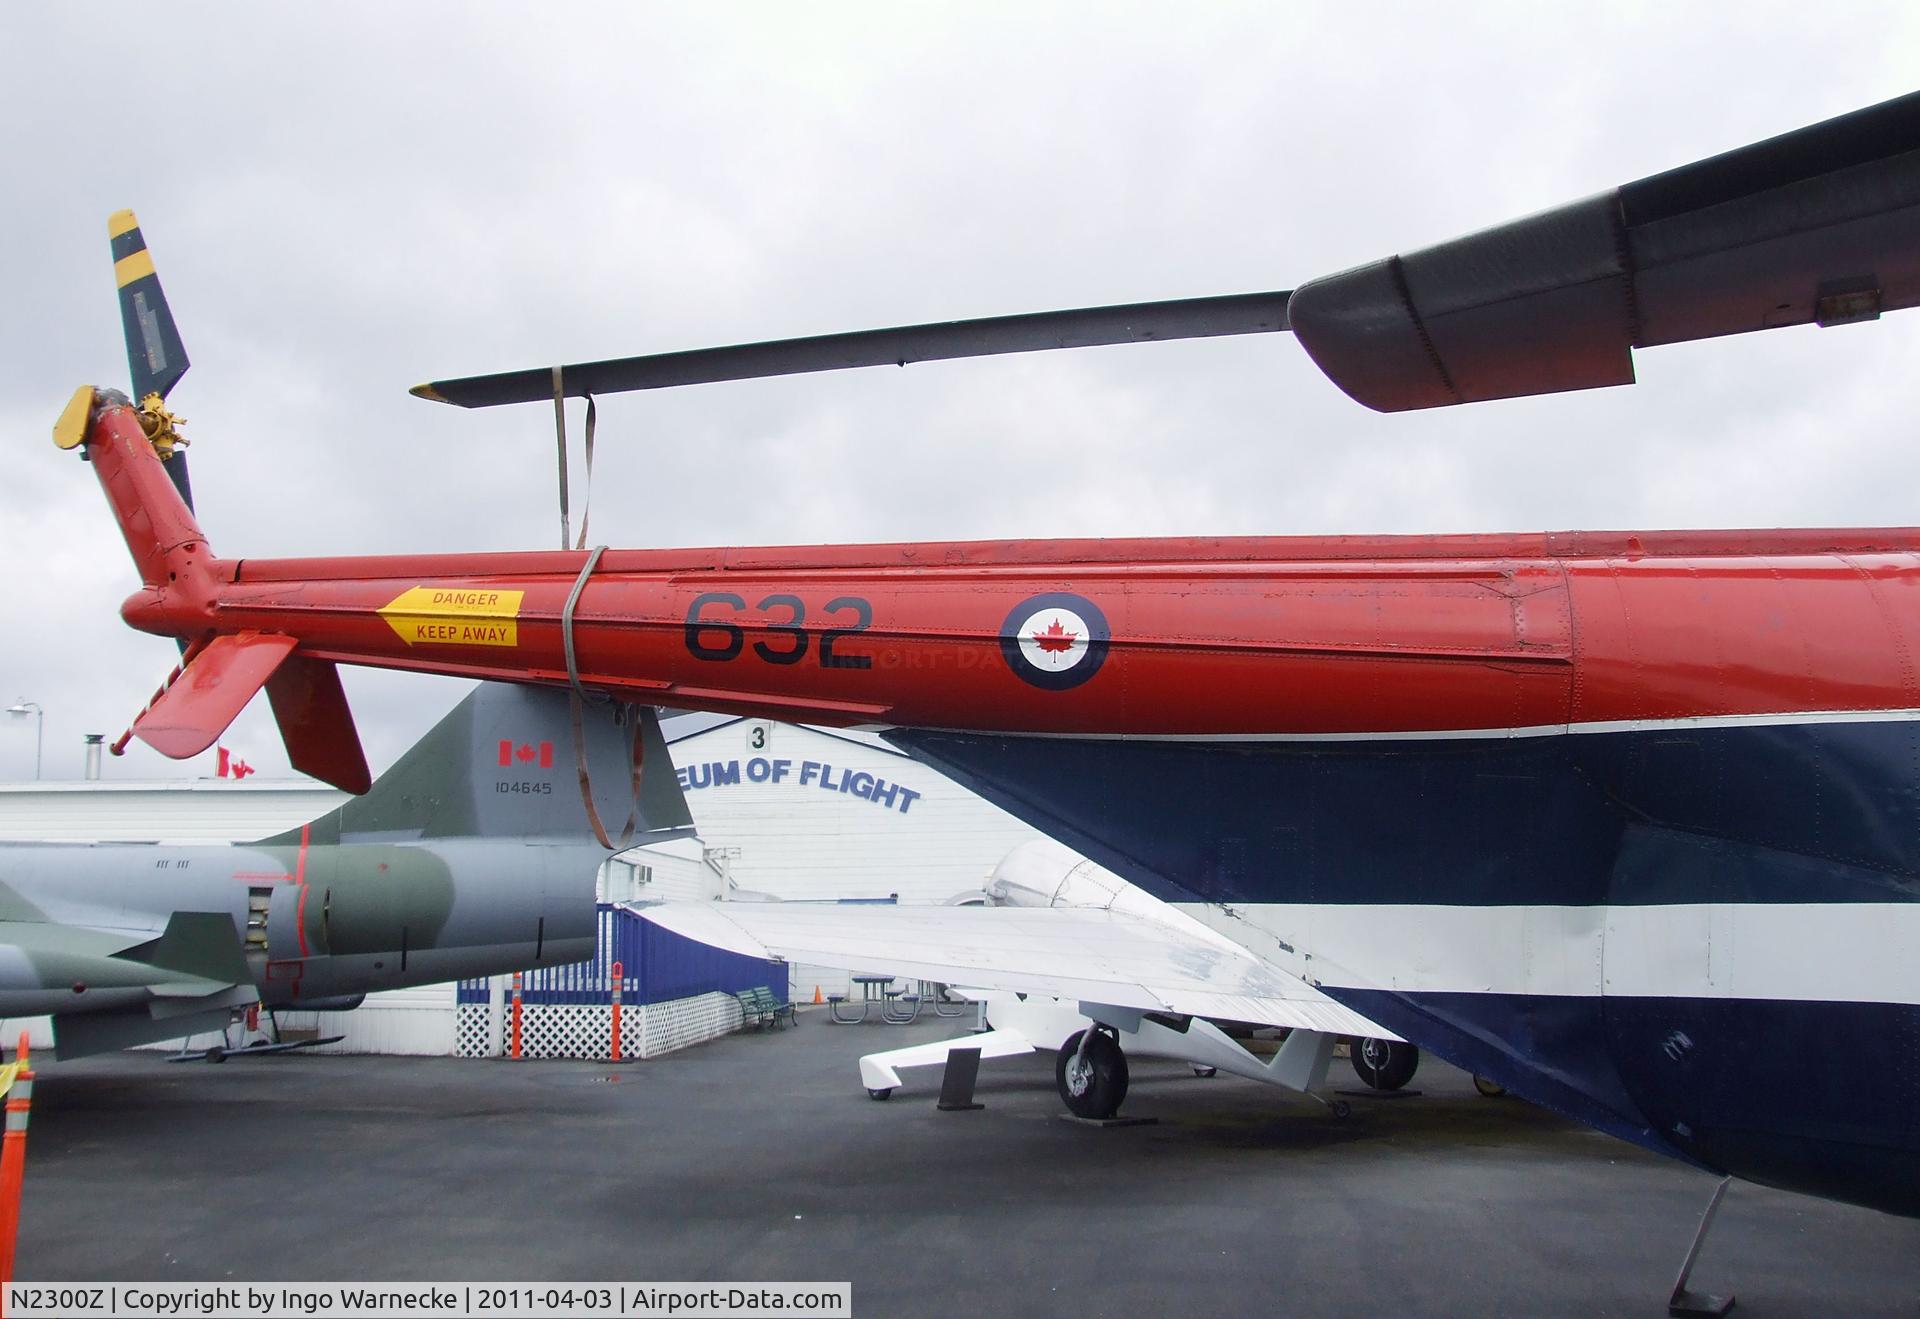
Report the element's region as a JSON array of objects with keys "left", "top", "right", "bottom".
[{"left": 2, "top": 5, "right": 1917, "bottom": 782}]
